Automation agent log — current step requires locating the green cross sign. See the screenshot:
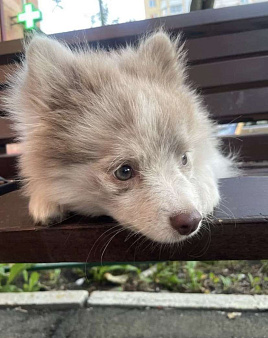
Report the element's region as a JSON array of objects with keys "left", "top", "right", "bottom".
[{"left": 17, "top": 3, "right": 42, "bottom": 30}]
